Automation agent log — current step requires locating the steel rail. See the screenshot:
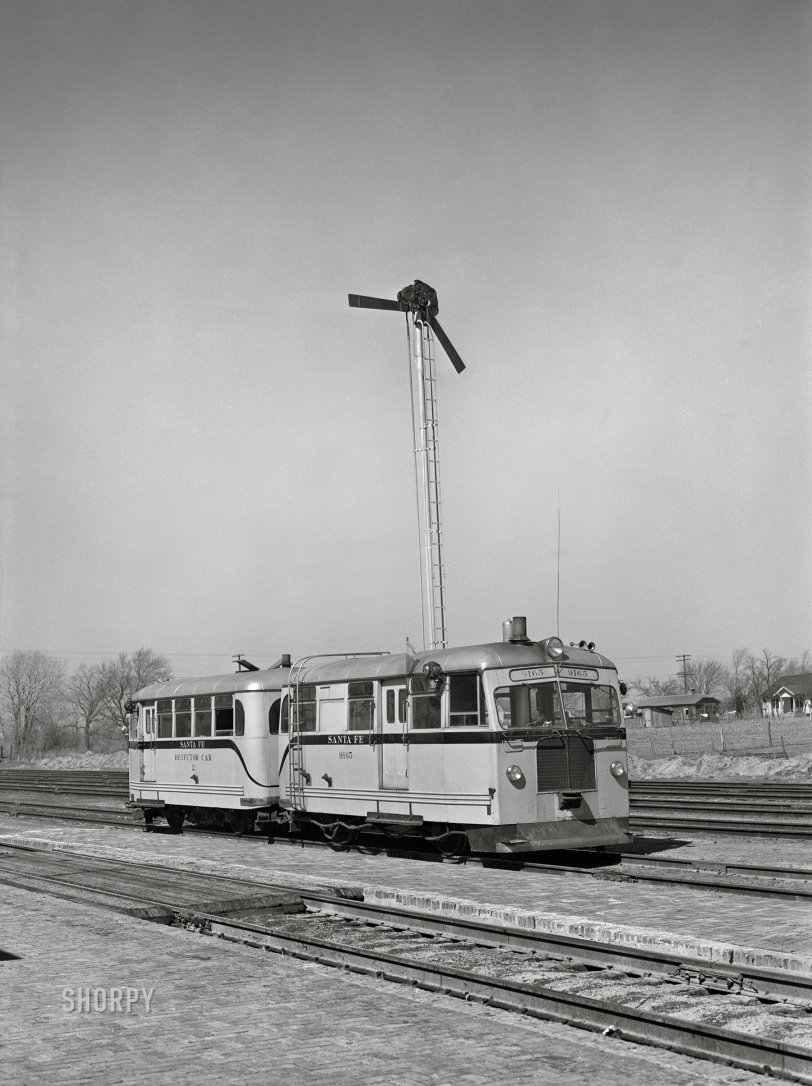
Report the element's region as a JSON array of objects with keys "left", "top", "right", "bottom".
[
  {"left": 631, "top": 781, "right": 812, "bottom": 795},
  {"left": 0, "top": 799, "right": 137, "bottom": 825},
  {"left": 631, "top": 799, "right": 812, "bottom": 814},
  {"left": 516, "top": 856, "right": 812, "bottom": 901},
  {"left": 3, "top": 796, "right": 812, "bottom": 899},
  {"left": 199, "top": 912, "right": 812, "bottom": 1084},
  {"left": 3, "top": 842, "right": 807, "bottom": 1003},
  {"left": 3, "top": 854, "right": 810, "bottom": 1080},
  {"left": 292, "top": 890, "right": 812, "bottom": 1001},
  {"left": 630, "top": 815, "right": 812, "bottom": 837},
  {"left": 1, "top": 841, "right": 810, "bottom": 1080},
  {"left": 0, "top": 841, "right": 808, "bottom": 1003},
  {"left": 619, "top": 854, "right": 812, "bottom": 882},
  {"left": 0, "top": 851, "right": 300, "bottom": 921}
]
